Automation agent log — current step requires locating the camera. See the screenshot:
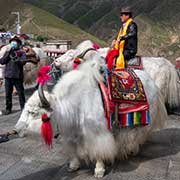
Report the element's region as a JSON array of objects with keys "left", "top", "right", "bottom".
[{"left": 9, "top": 51, "right": 18, "bottom": 60}]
